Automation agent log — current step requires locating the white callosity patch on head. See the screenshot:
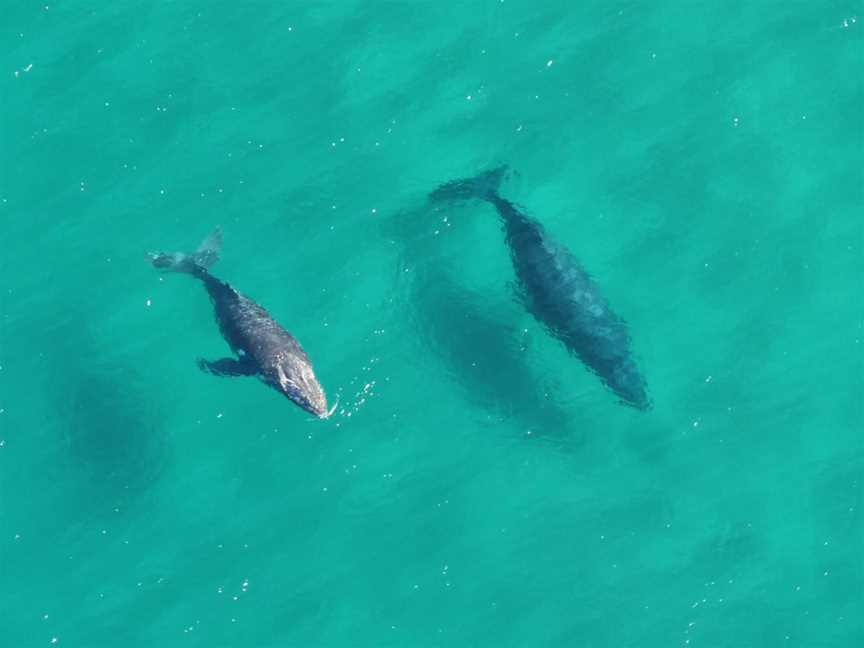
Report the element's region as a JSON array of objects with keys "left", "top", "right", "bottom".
[{"left": 276, "top": 364, "right": 296, "bottom": 392}]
